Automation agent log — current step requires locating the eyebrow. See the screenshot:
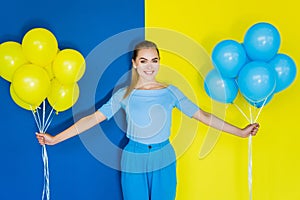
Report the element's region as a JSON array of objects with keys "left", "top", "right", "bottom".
[{"left": 139, "top": 57, "right": 159, "bottom": 60}]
